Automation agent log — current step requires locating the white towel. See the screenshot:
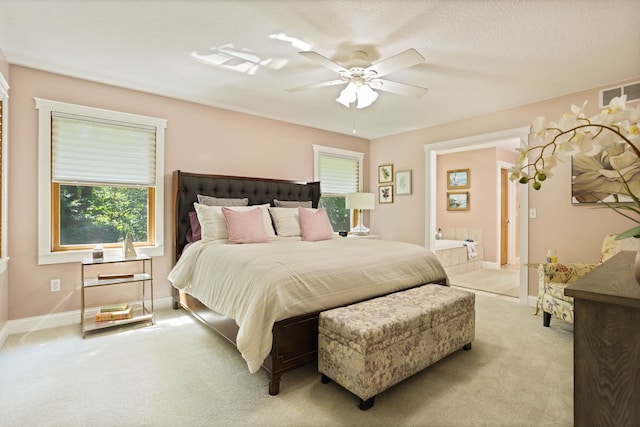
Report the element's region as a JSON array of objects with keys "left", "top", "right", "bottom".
[{"left": 463, "top": 241, "right": 477, "bottom": 260}]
